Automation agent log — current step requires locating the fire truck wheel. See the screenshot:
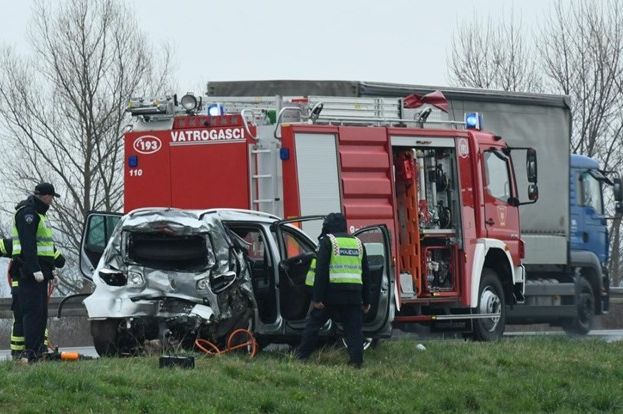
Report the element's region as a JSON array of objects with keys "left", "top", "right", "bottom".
[
  {"left": 562, "top": 277, "right": 594, "bottom": 335},
  {"left": 91, "top": 319, "right": 121, "bottom": 357},
  {"left": 473, "top": 268, "right": 506, "bottom": 341}
]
